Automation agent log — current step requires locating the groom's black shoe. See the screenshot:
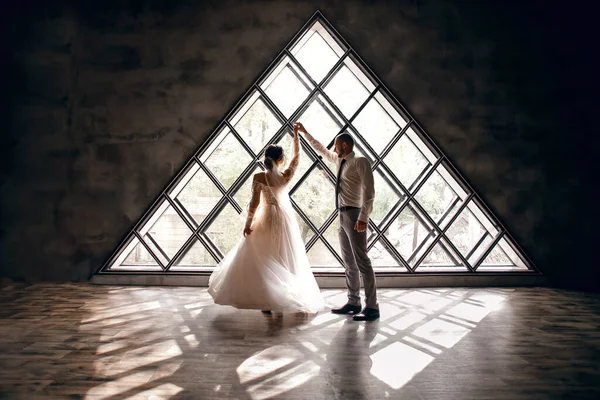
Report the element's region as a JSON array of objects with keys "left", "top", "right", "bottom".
[
  {"left": 331, "top": 304, "right": 362, "bottom": 315},
  {"left": 353, "top": 307, "right": 380, "bottom": 321}
]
